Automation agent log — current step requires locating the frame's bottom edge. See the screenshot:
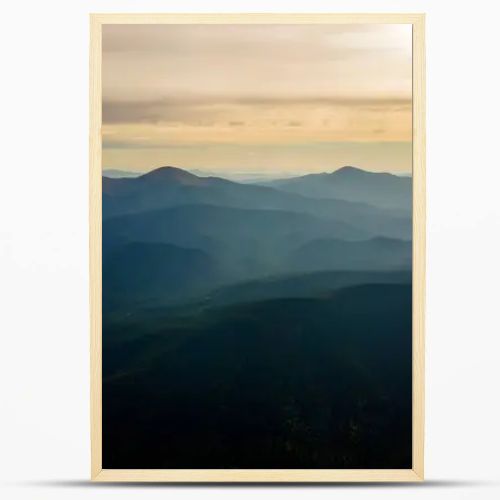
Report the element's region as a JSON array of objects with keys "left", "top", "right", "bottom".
[{"left": 91, "top": 468, "right": 423, "bottom": 483}]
